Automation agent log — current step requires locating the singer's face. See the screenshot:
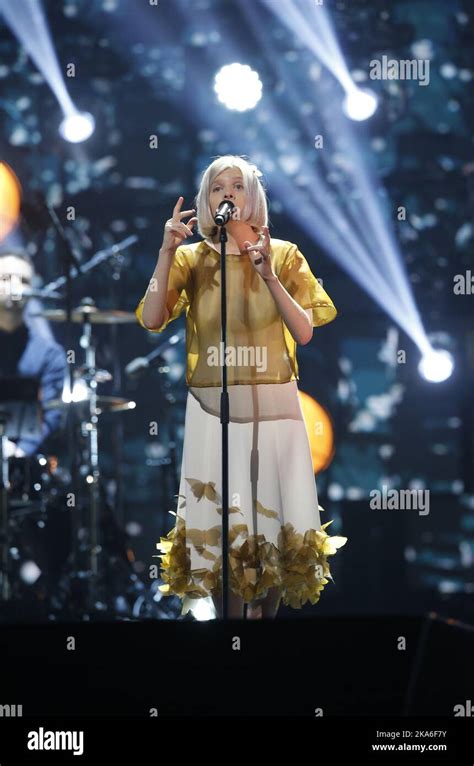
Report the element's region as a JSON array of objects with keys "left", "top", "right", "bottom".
[
  {"left": 0, "top": 256, "right": 33, "bottom": 310},
  {"left": 209, "top": 168, "right": 246, "bottom": 223}
]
